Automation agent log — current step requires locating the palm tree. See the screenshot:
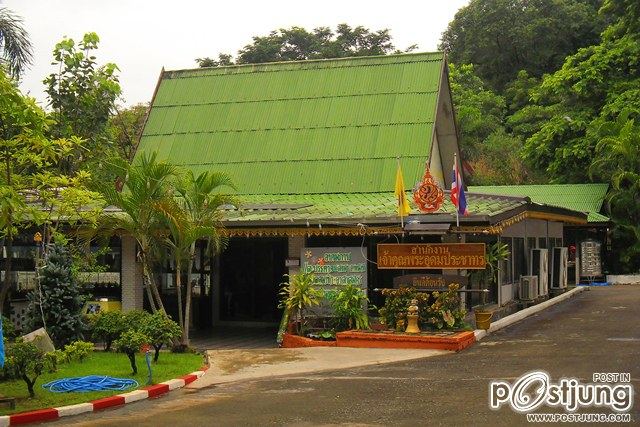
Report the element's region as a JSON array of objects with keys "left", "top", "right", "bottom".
[
  {"left": 88, "top": 153, "right": 178, "bottom": 313},
  {"left": 0, "top": 7, "right": 32, "bottom": 78},
  {"left": 590, "top": 109, "right": 640, "bottom": 272},
  {"left": 164, "top": 170, "right": 234, "bottom": 345}
]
